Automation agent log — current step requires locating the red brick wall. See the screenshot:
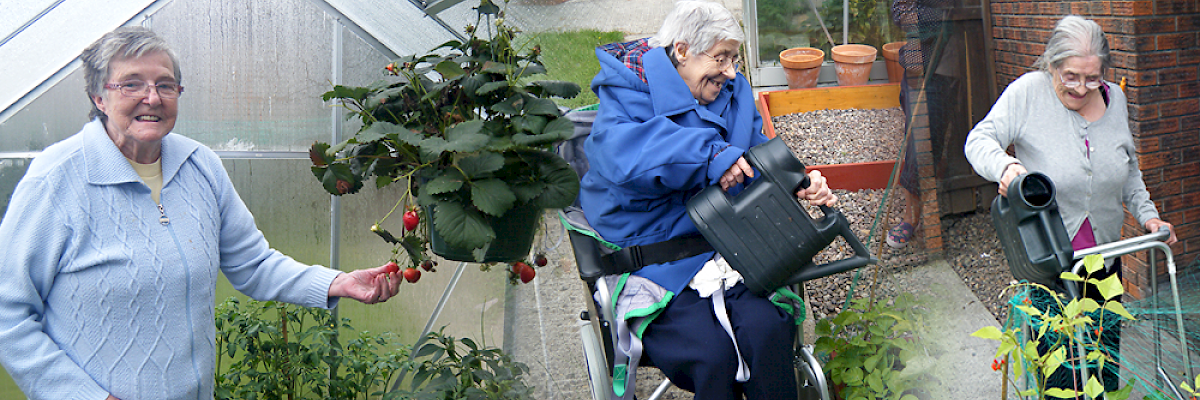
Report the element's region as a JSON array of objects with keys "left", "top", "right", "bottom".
[{"left": 988, "top": 0, "right": 1200, "bottom": 299}]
